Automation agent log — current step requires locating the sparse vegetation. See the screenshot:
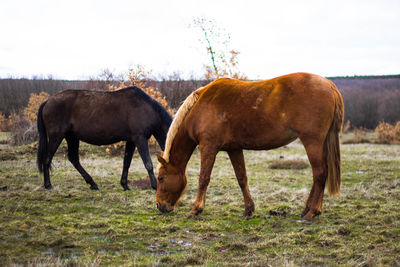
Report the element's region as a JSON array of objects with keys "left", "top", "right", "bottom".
[{"left": 0, "top": 137, "right": 399, "bottom": 265}]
